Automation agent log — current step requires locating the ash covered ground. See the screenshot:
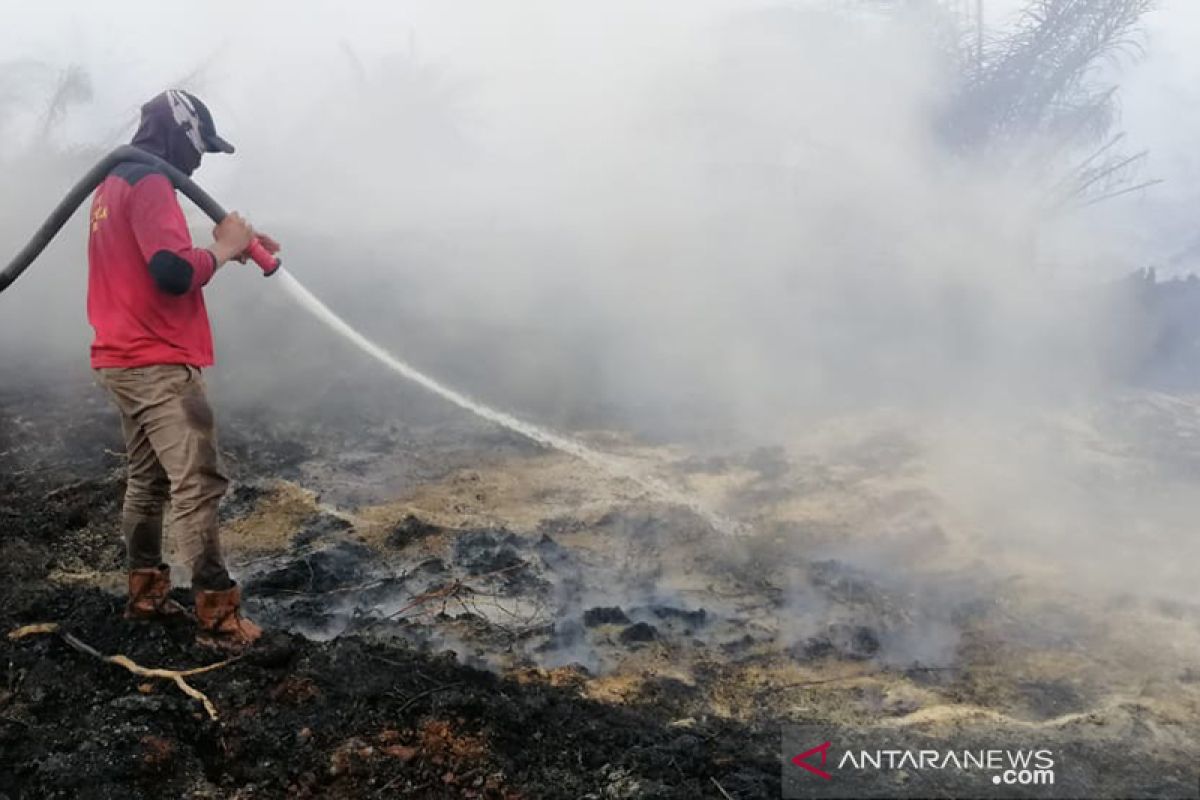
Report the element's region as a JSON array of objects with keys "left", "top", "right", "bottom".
[{"left": 2, "top": 365, "right": 1200, "bottom": 799}]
